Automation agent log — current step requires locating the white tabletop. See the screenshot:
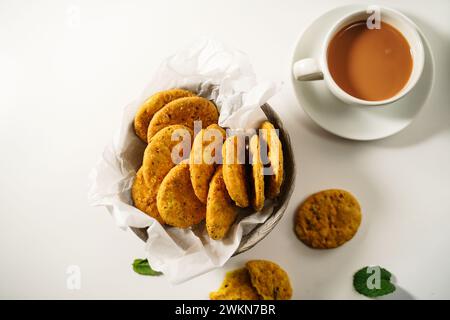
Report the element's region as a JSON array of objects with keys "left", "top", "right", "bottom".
[{"left": 1, "top": 0, "right": 449, "bottom": 299}]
